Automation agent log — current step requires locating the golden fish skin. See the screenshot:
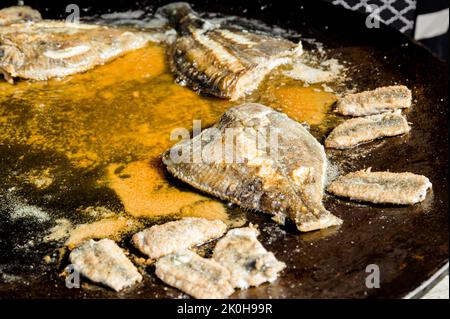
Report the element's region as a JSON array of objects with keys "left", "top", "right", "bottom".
[
  {"left": 0, "top": 20, "right": 152, "bottom": 82},
  {"left": 158, "top": 2, "right": 303, "bottom": 100},
  {"left": 162, "top": 103, "right": 342, "bottom": 232}
]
